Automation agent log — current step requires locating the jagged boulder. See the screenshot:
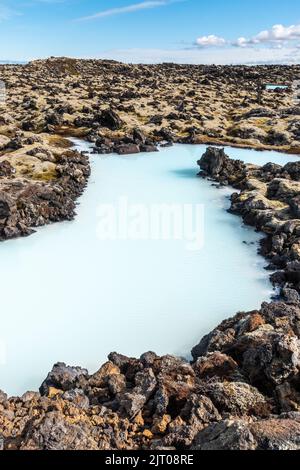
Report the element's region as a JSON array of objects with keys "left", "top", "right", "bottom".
[
  {"left": 193, "top": 352, "right": 240, "bottom": 381},
  {"left": 99, "top": 109, "right": 123, "bottom": 131},
  {"left": 0, "top": 192, "right": 15, "bottom": 219},
  {"left": 116, "top": 143, "right": 140, "bottom": 155},
  {"left": 198, "top": 381, "right": 271, "bottom": 416},
  {"left": 192, "top": 303, "right": 300, "bottom": 396},
  {"left": 290, "top": 195, "right": 300, "bottom": 218},
  {"left": 39, "top": 363, "right": 88, "bottom": 395},
  {"left": 198, "top": 147, "right": 246, "bottom": 185},
  {"left": 283, "top": 161, "right": 300, "bottom": 181},
  {"left": 192, "top": 415, "right": 300, "bottom": 450}
]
